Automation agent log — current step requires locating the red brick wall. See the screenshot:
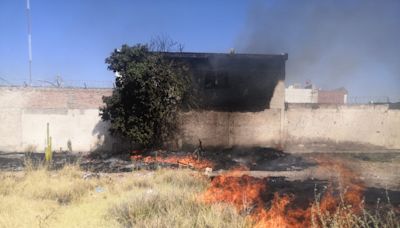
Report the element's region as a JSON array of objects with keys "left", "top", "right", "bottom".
[
  {"left": 22, "top": 87, "right": 112, "bottom": 109},
  {"left": 318, "top": 90, "right": 347, "bottom": 104}
]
